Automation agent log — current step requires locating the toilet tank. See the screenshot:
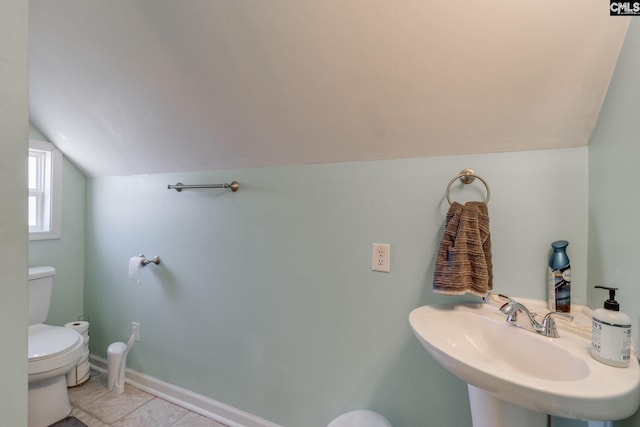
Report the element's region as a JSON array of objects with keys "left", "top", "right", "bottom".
[{"left": 28, "top": 266, "right": 56, "bottom": 325}]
